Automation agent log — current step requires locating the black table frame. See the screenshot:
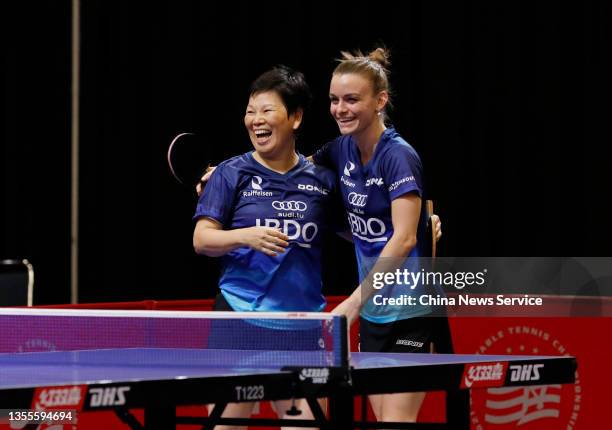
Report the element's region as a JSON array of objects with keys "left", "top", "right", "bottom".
[{"left": 0, "top": 355, "right": 576, "bottom": 429}]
